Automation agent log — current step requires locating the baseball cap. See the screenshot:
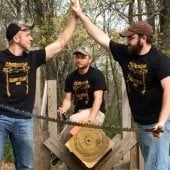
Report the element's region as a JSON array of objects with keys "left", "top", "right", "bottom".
[
  {"left": 73, "top": 46, "right": 92, "bottom": 57},
  {"left": 120, "top": 21, "right": 153, "bottom": 37},
  {"left": 6, "top": 21, "right": 34, "bottom": 41}
]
